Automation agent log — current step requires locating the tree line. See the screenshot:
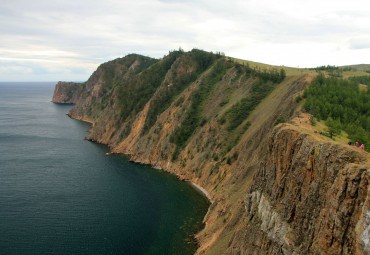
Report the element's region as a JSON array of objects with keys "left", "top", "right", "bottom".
[{"left": 303, "top": 73, "right": 370, "bottom": 151}]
